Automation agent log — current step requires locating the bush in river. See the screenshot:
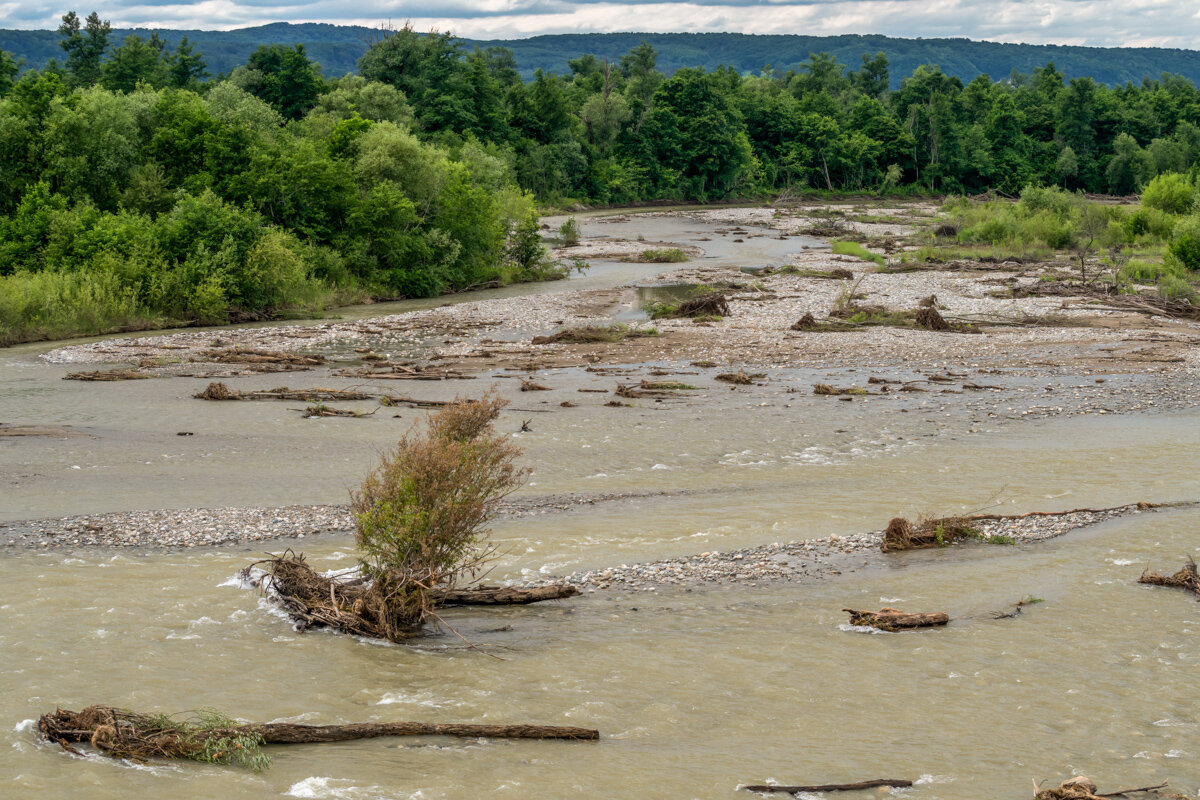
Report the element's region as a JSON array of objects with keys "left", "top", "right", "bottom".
[{"left": 351, "top": 392, "right": 527, "bottom": 619}]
